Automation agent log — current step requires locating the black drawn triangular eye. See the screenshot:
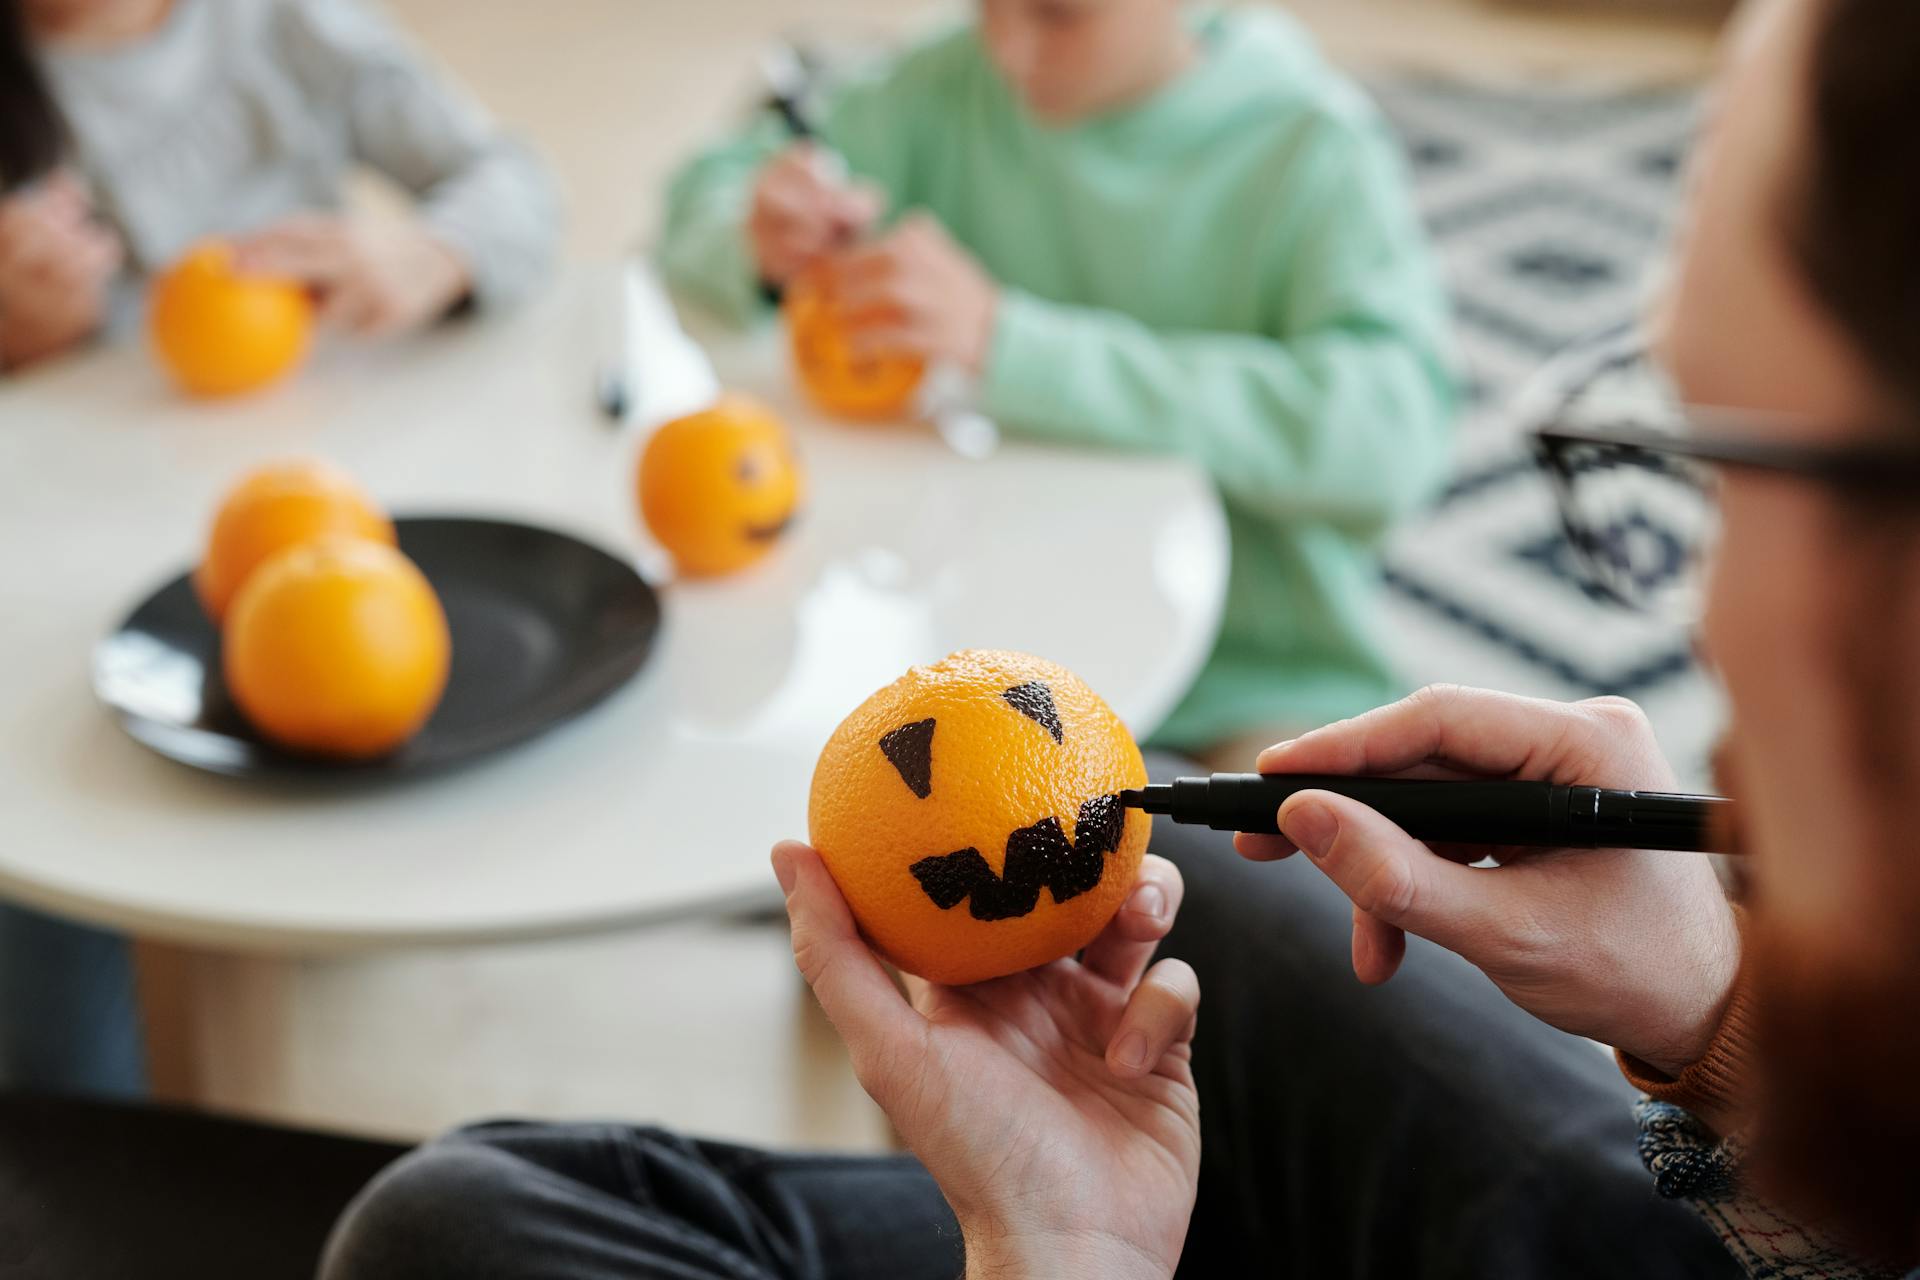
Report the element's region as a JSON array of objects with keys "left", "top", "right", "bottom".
[
  {"left": 879, "top": 718, "right": 936, "bottom": 798},
  {"left": 1001, "top": 681, "right": 1062, "bottom": 744}
]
